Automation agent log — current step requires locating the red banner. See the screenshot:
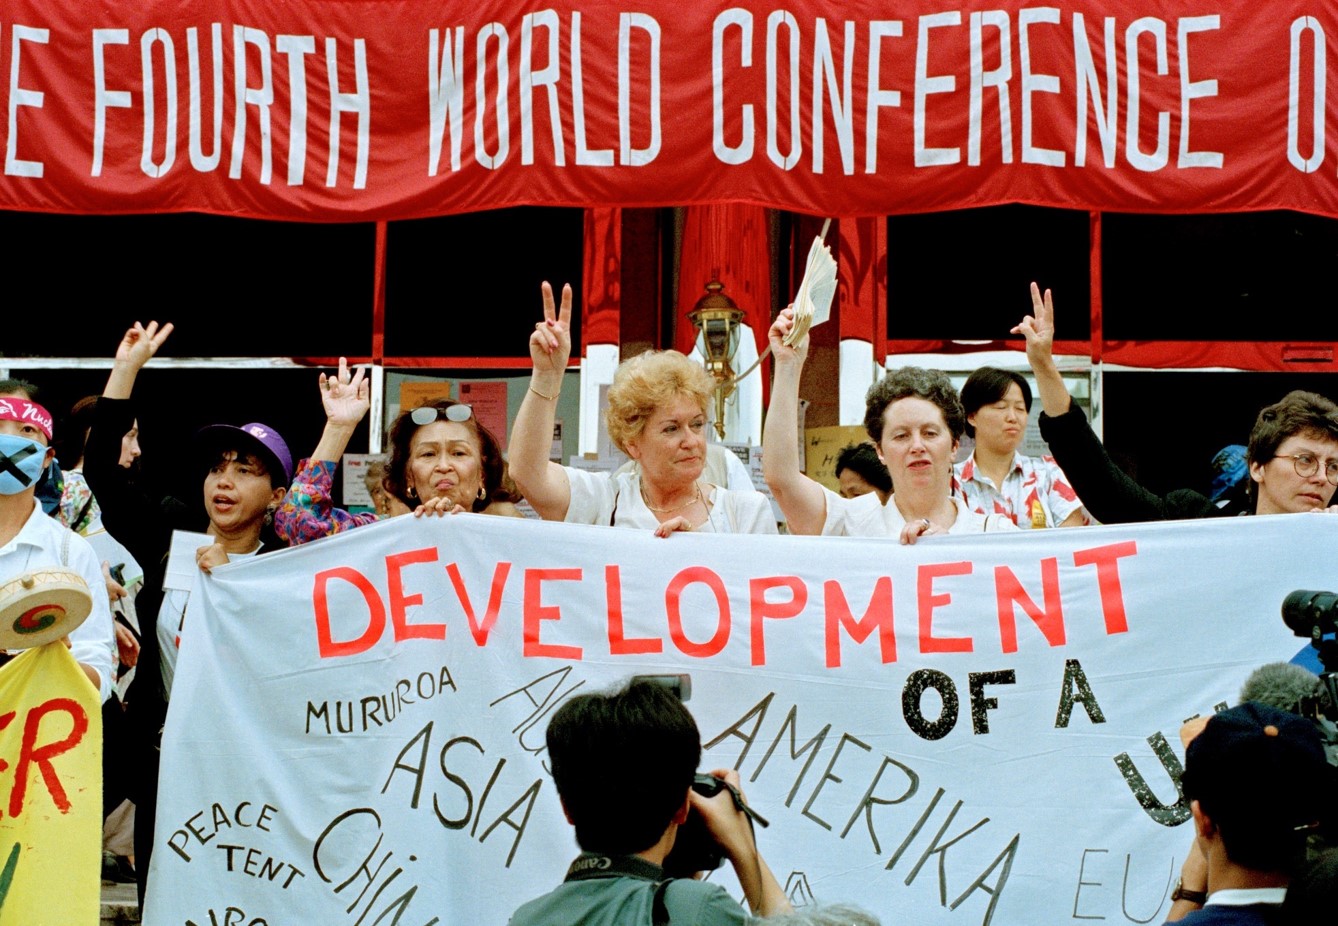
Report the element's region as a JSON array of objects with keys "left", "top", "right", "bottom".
[{"left": 2, "top": 2, "right": 1336, "bottom": 221}]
